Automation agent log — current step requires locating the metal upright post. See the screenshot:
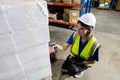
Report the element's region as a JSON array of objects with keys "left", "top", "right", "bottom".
[
  {"left": 80, "top": 0, "right": 85, "bottom": 16},
  {"left": 86, "top": 0, "right": 89, "bottom": 13},
  {"left": 110, "top": 0, "right": 115, "bottom": 10},
  {"left": 86, "top": 0, "right": 92, "bottom": 13},
  {"left": 89, "top": 0, "right": 92, "bottom": 12}
]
